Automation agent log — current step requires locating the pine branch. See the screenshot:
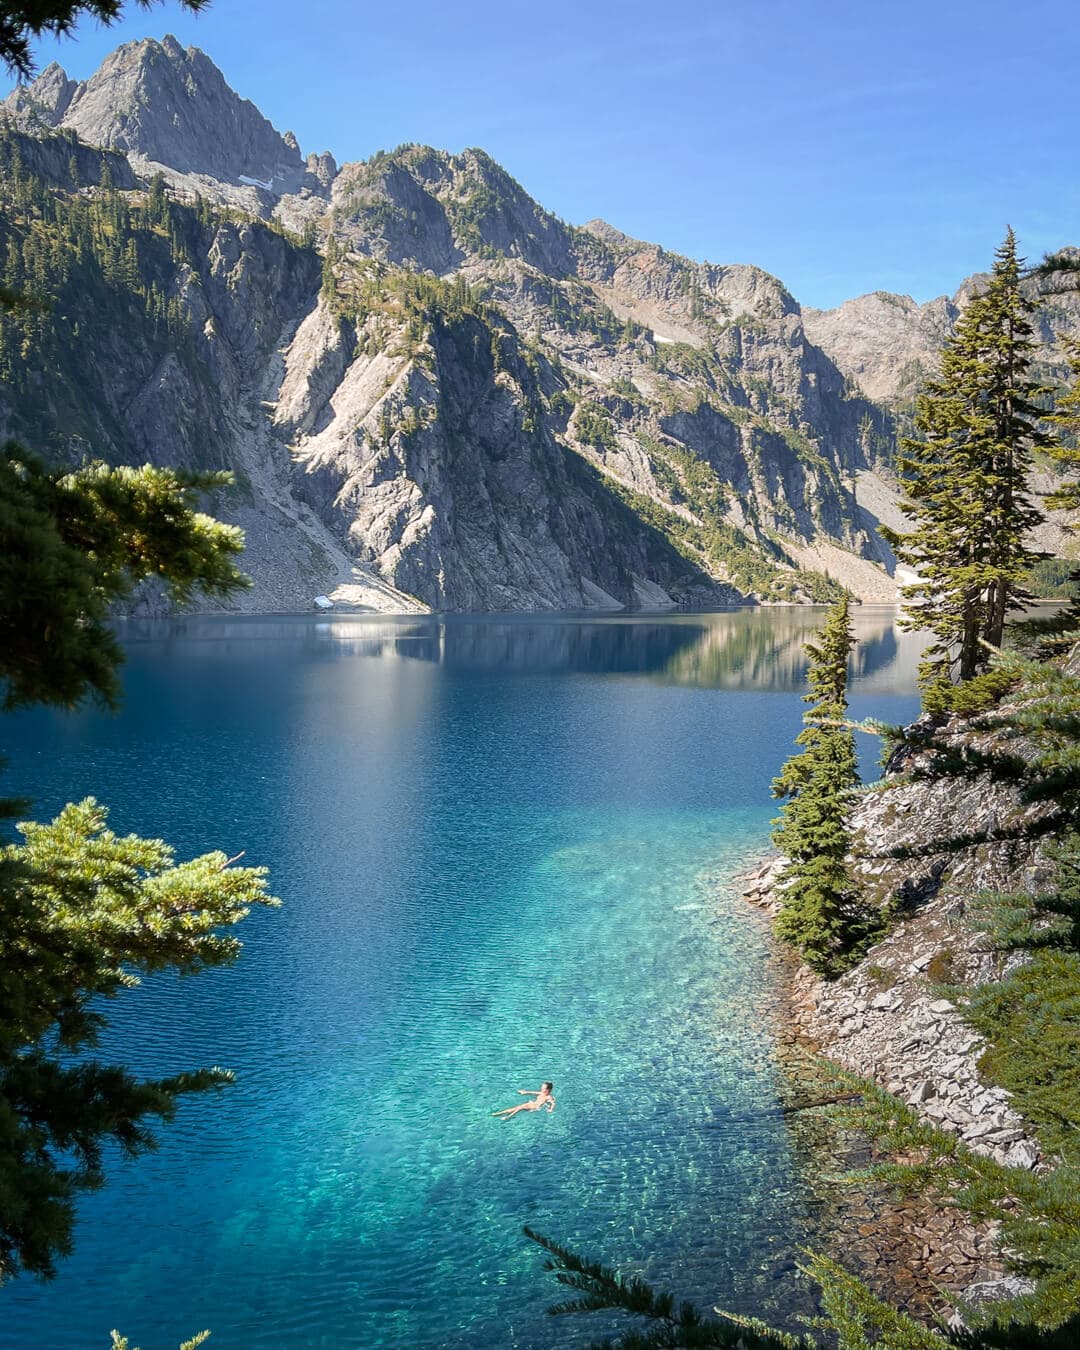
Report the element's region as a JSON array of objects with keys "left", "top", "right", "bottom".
[{"left": 523, "top": 1228, "right": 807, "bottom": 1348}]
